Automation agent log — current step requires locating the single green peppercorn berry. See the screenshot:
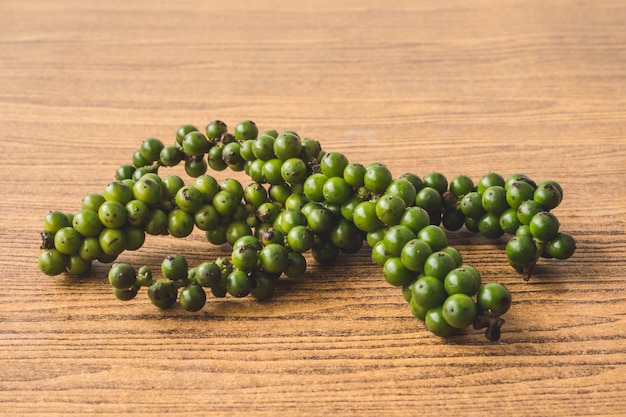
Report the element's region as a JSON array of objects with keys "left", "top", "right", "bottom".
[
  {"left": 243, "top": 183, "right": 268, "bottom": 207},
  {"left": 386, "top": 178, "right": 417, "bottom": 207},
  {"left": 545, "top": 232, "right": 576, "bottom": 260},
  {"left": 478, "top": 212, "right": 505, "bottom": 239},
  {"left": 268, "top": 183, "right": 292, "bottom": 205},
  {"left": 422, "top": 172, "right": 448, "bottom": 194},
  {"left": 375, "top": 194, "right": 407, "bottom": 226},
  {"left": 534, "top": 181, "right": 562, "bottom": 210},
  {"left": 449, "top": 175, "right": 474, "bottom": 198},
  {"left": 516, "top": 224, "right": 532, "bottom": 237},
  {"left": 303, "top": 173, "right": 328, "bottom": 202},
  {"left": 124, "top": 226, "right": 146, "bottom": 251},
  {"left": 225, "top": 221, "right": 253, "bottom": 246},
  {"left": 352, "top": 201, "right": 384, "bottom": 232},
  {"left": 132, "top": 177, "right": 163, "bottom": 206},
  {"left": 364, "top": 164, "right": 392, "bottom": 195},
  {"left": 144, "top": 208, "right": 168, "bottom": 236},
  {"left": 132, "top": 149, "right": 150, "bottom": 168},
  {"left": 167, "top": 208, "right": 195, "bottom": 238},
  {"left": 383, "top": 225, "right": 415, "bottom": 257},
  {"left": 98, "top": 200, "right": 127, "bottom": 229},
  {"left": 72, "top": 209, "right": 103, "bottom": 237},
  {"left": 417, "top": 225, "right": 448, "bottom": 252},
  {"left": 260, "top": 158, "right": 284, "bottom": 185},
  {"left": 204, "top": 120, "right": 226, "bottom": 140},
  {"left": 222, "top": 142, "right": 244, "bottom": 166},
  {"left": 240, "top": 139, "right": 256, "bottom": 161},
  {"left": 160, "top": 145, "right": 184, "bottom": 167},
  {"left": 81, "top": 193, "right": 106, "bottom": 212},
  {"left": 53, "top": 227, "right": 82, "bottom": 255},
  {"left": 505, "top": 180, "right": 535, "bottom": 209},
  {"left": 108, "top": 263, "right": 137, "bottom": 290},
  {"left": 195, "top": 262, "right": 222, "bottom": 287},
  {"left": 189, "top": 177, "right": 217, "bottom": 206},
  {"left": 174, "top": 185, "right": 203, "bottom": 214},
  {"left": 252, "top": 134, "right": 277, "bottom": 161},
  {"left": 182, "top": 131, "right": 210, "bottom": 156},
  {"left": 301, "top": 138, "right": 322, "bottom": 159},
  {"left": 285, "top": 193, "right": 307, "bottom": 211},
  {"left": 400, "top": 173, "right": 423, "bottom": 192},
  {"left": 415, "top": 187, "right": 441, "bottom": 220},
  {"left": 103, "top": 181, "right": 134, "bottom": 204},
  {"left": 399, "top": 206, "right": 431, "bottom": 234},
  {"left": 529, "top": 211, "right": 560, "bottom": 241},
  {"left": 383, "top": 256, "right": 417, "bottom": 287},
  {"left": 442, "top": 293, "right": 477, "bottom": 329},
  {"left": 225, "top": 270, "right": 253, "bottom": 297},
  {"left": 499, "top": 207, "right": 521, "bottom": 235},
  {"left": 425, "top": 306, "right": 455, "bottom": 337},
  {"left": 43, "top": 210, "right": 71, "bottom": 234},
  {"left": 280, "top": 157, "right": 309, "bottom": 185},
  {"left": 322, "top": 176, "right": 353, "bottom": 205},
  {"left": 340, "top": 195, "right": 364, "bottom": 221},
  {"left": 159, "top": 175, "right": 183, "bottom": 201},
  {"left": 179, "top": 285, "right": 207, "bottom": 312},
  {"left": 257, "top": 227, "right": 285, "bottom": 247},
  {"left": 187, "top": 155, "right": 210, "bottom": 177},
  {"left": 38, "top": 249, "right": 69, "bottom": 276},
  {"left": 256, "top": 202, "right": 280, "bottom": 224},
  {"left": 78, "top": 236, "right": 102, "bottom": 261},
  {"left": 517, "top": 200, "right": 544, "bottom": 225},
  {"left": 460, "top": 191, "right": 487, "bottom": 220},
  {"left": 161, "top": 254, "right": 188, "bottom": 281},
  {"left": 148, "top": 279, "right": 178, "bottom": 309},
  {"left": 140, "top": 138, "right": 164, "bottom": 162},
  {"left": 482, "top": 186, "right": 508, "bottom": 215},
  {"left": 400, "top": 238, "right": 432, "bottom": 272},
  {"left": 505, "top": 235, "right": 537, "bottom": 268},
  {"left": 343, "top": 163, "right": 366, "bottom": 187},
  {"left": 411, "top": 275, "right": 447, "bottom": 310},
  {"left": 423, "top": 251, "right": 457, "bottom": 281},
  {"left": 250, "top": 271, "right": 278, "bottom": 300},
  {"left": 219, "top": 178, "right": 245, "bottom": 200},
  {"left": 259, "top": 243, "right": 289, "bottom": 274},
  {"left": 231, "top": 242, "right": 259, "bottom": 272},
  {"left": 330, "top": 218, "right": 363, "bottom": 254},
  {"left": 207, "top": 144, "right": 228, "bottom": 171},
  {"left": 234, "top": 120, "right": 259, "bottom": 141},
  {"left": 123, "top": 199, "right": 149, "bottom": 227},
  {"left": 212, "top": 190, "right": 240, "bottom": 217},
  {"left": 444, "top": 267, "right": 480, "bottom": 296},
  {"left": 476, "top": 172, "right": 505, "bottom": 195},
  {"left": 477, "top": 283, "right": 511, "bottom": 317},
  {"left": 320, "top": 151, "right": 349, "bottom": 178},
  {"left": 287, "top": 225, "right": 314, "bottom": 253},
  {"left": 371, "top": 240, "right": 391, "bottom": 266},
  {"left": 273, "top": 131, "right": 302, "bottom": 161}
]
